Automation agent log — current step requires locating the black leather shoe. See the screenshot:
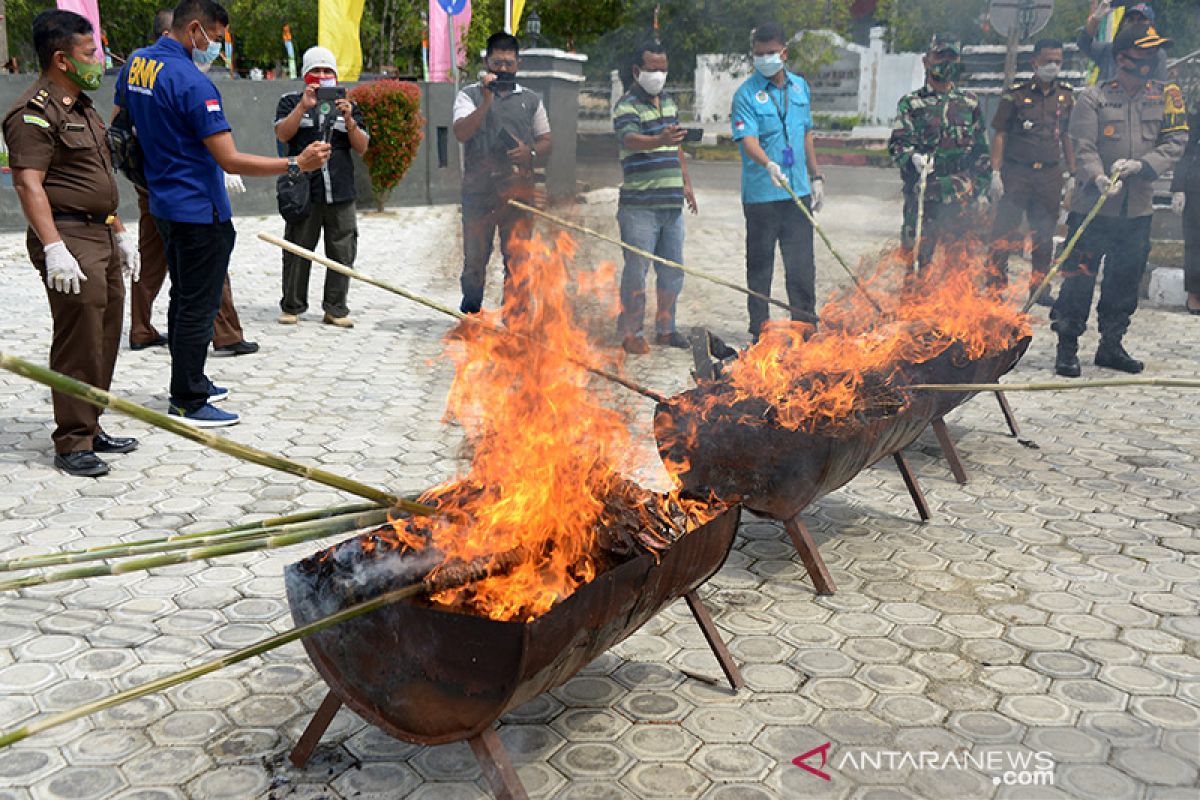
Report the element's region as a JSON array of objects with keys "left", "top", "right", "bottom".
[
  {"left": 213, "top": 340, "right": 260, "bottom": 356},
  {"left": 130, "top": 334, "right": 168, "bottom": 351},
  {"left": 94, "top": 432, "right": 139, "bottom": 454},
  {"left": 1054, "top": 340, "right": 1081, "bottom": 378},
  {"left": 655, "top": 332, "right": 690, "bottom": 349},
  {"left": 54, "top": 451, "right": 110, "bottom": 477},
  {"left": 1095, "top": 340, "right": 1144, "bottom": 374}
]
